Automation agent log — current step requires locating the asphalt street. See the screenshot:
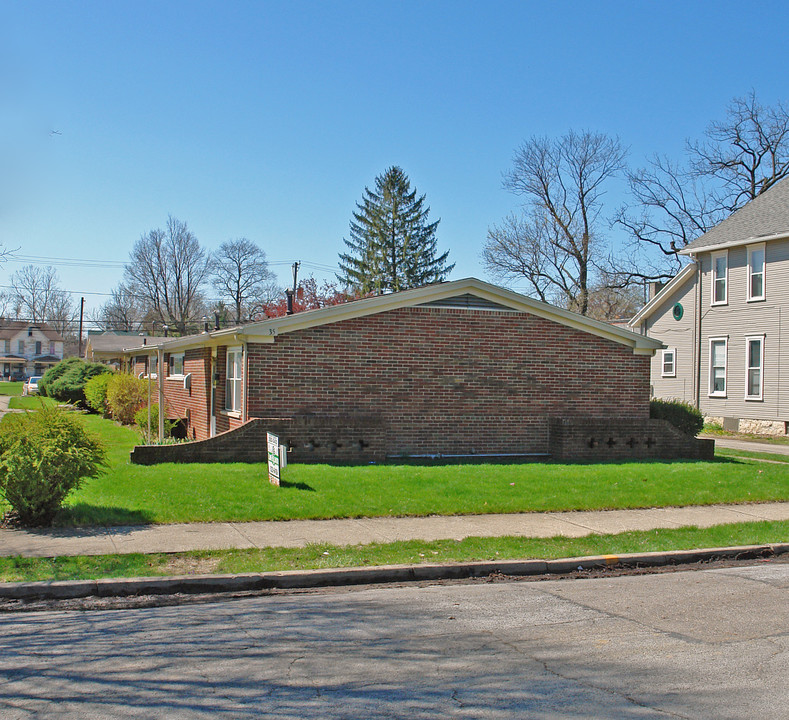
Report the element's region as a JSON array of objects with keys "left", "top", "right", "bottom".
[{"left": 1, "top": 559, "right": 788, "bottom": 719}]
